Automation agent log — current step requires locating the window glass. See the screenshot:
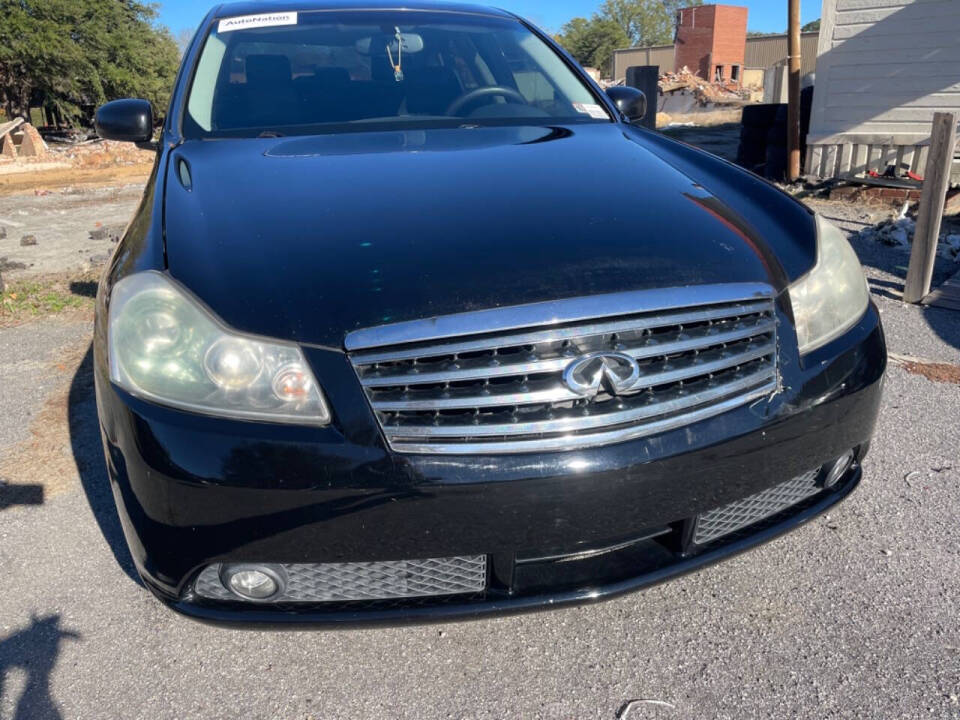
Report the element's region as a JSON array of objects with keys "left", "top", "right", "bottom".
[{"left": 184, "top": 10, "right": 609, "bottom": 137}]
